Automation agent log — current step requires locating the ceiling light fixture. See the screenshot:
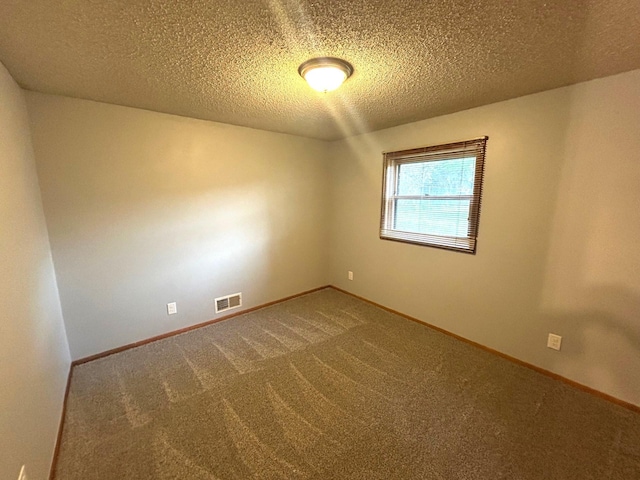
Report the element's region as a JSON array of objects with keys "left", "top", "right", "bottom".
[{"left": 298, "top": 57, "right": 353, "bottom": 93}]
